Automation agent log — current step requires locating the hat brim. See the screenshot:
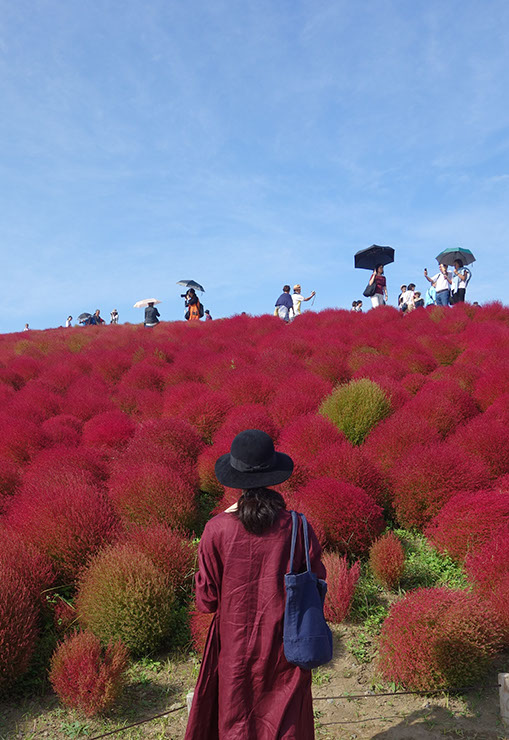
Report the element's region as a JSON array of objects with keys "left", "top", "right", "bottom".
[{"left": 214, "top": 451, "right": 294, "bottom": 489}]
